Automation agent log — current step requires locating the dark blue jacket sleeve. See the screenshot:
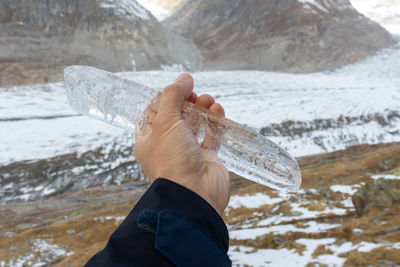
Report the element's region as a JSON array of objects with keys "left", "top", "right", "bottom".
[{"left": 85, "top": 178, "right": 231, "bottom": 267}]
